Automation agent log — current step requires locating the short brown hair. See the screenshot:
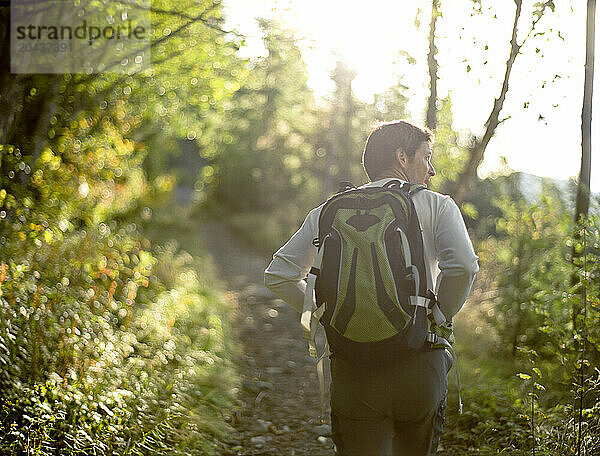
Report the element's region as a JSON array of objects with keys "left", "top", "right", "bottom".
[{"left": 362, "top": 120, "right": 433, "bottom": 180}]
